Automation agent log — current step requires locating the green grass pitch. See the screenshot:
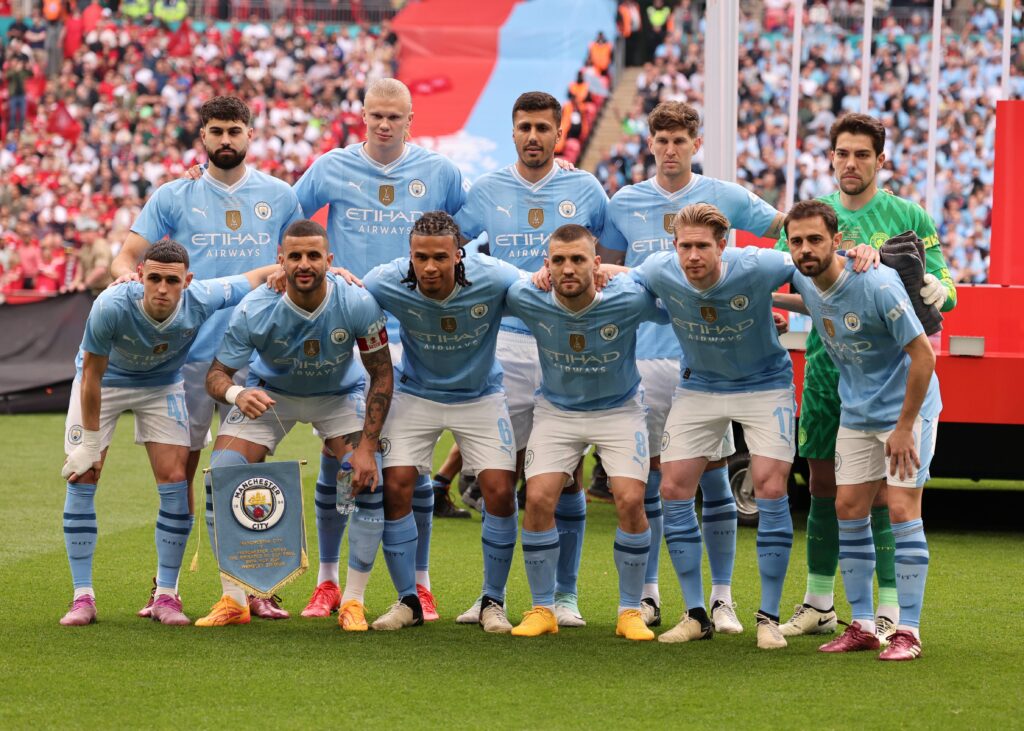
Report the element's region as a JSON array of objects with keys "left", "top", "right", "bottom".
[{"left": 2, "top": 413, "right": 1021, "bottom": 729}]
